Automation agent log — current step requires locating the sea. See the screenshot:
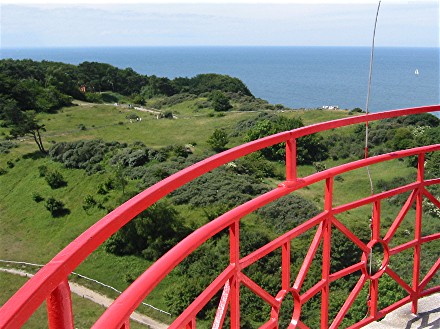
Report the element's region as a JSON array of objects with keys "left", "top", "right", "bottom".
[{"left": 1, "top": 46, "right": 439, "bottom": 113}]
